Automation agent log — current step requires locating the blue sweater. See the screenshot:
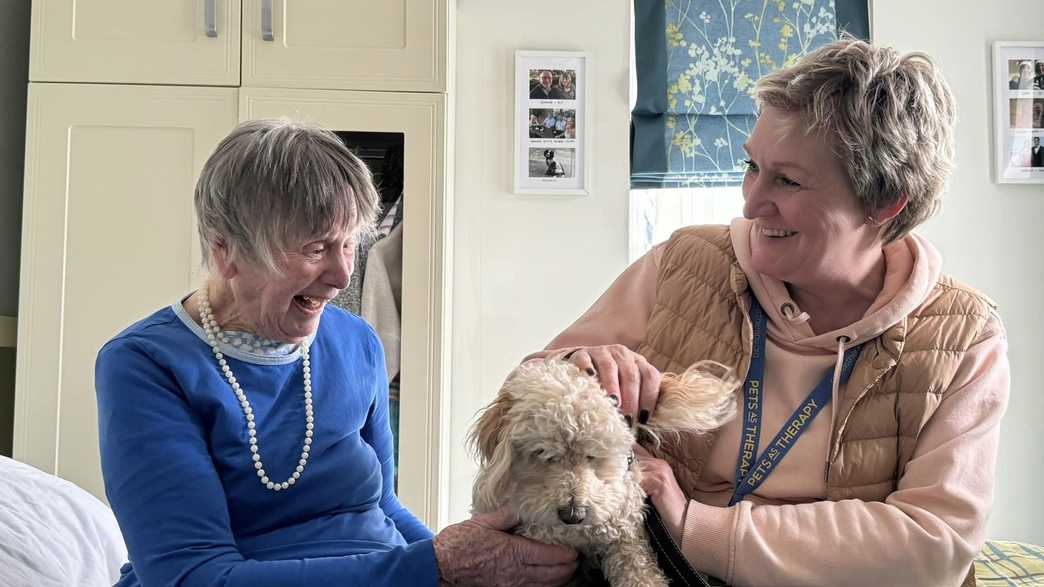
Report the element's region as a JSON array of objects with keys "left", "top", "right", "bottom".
[{"left": 95, "top": 302, "right": 438, "bottom": 586}]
